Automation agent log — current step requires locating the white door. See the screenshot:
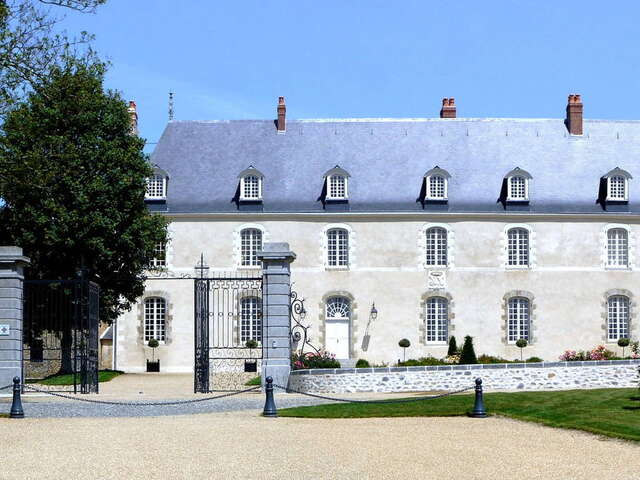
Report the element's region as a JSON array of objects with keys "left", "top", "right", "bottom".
[{"left": 325, "top": 320, "right": 350, "bottom": 359}]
